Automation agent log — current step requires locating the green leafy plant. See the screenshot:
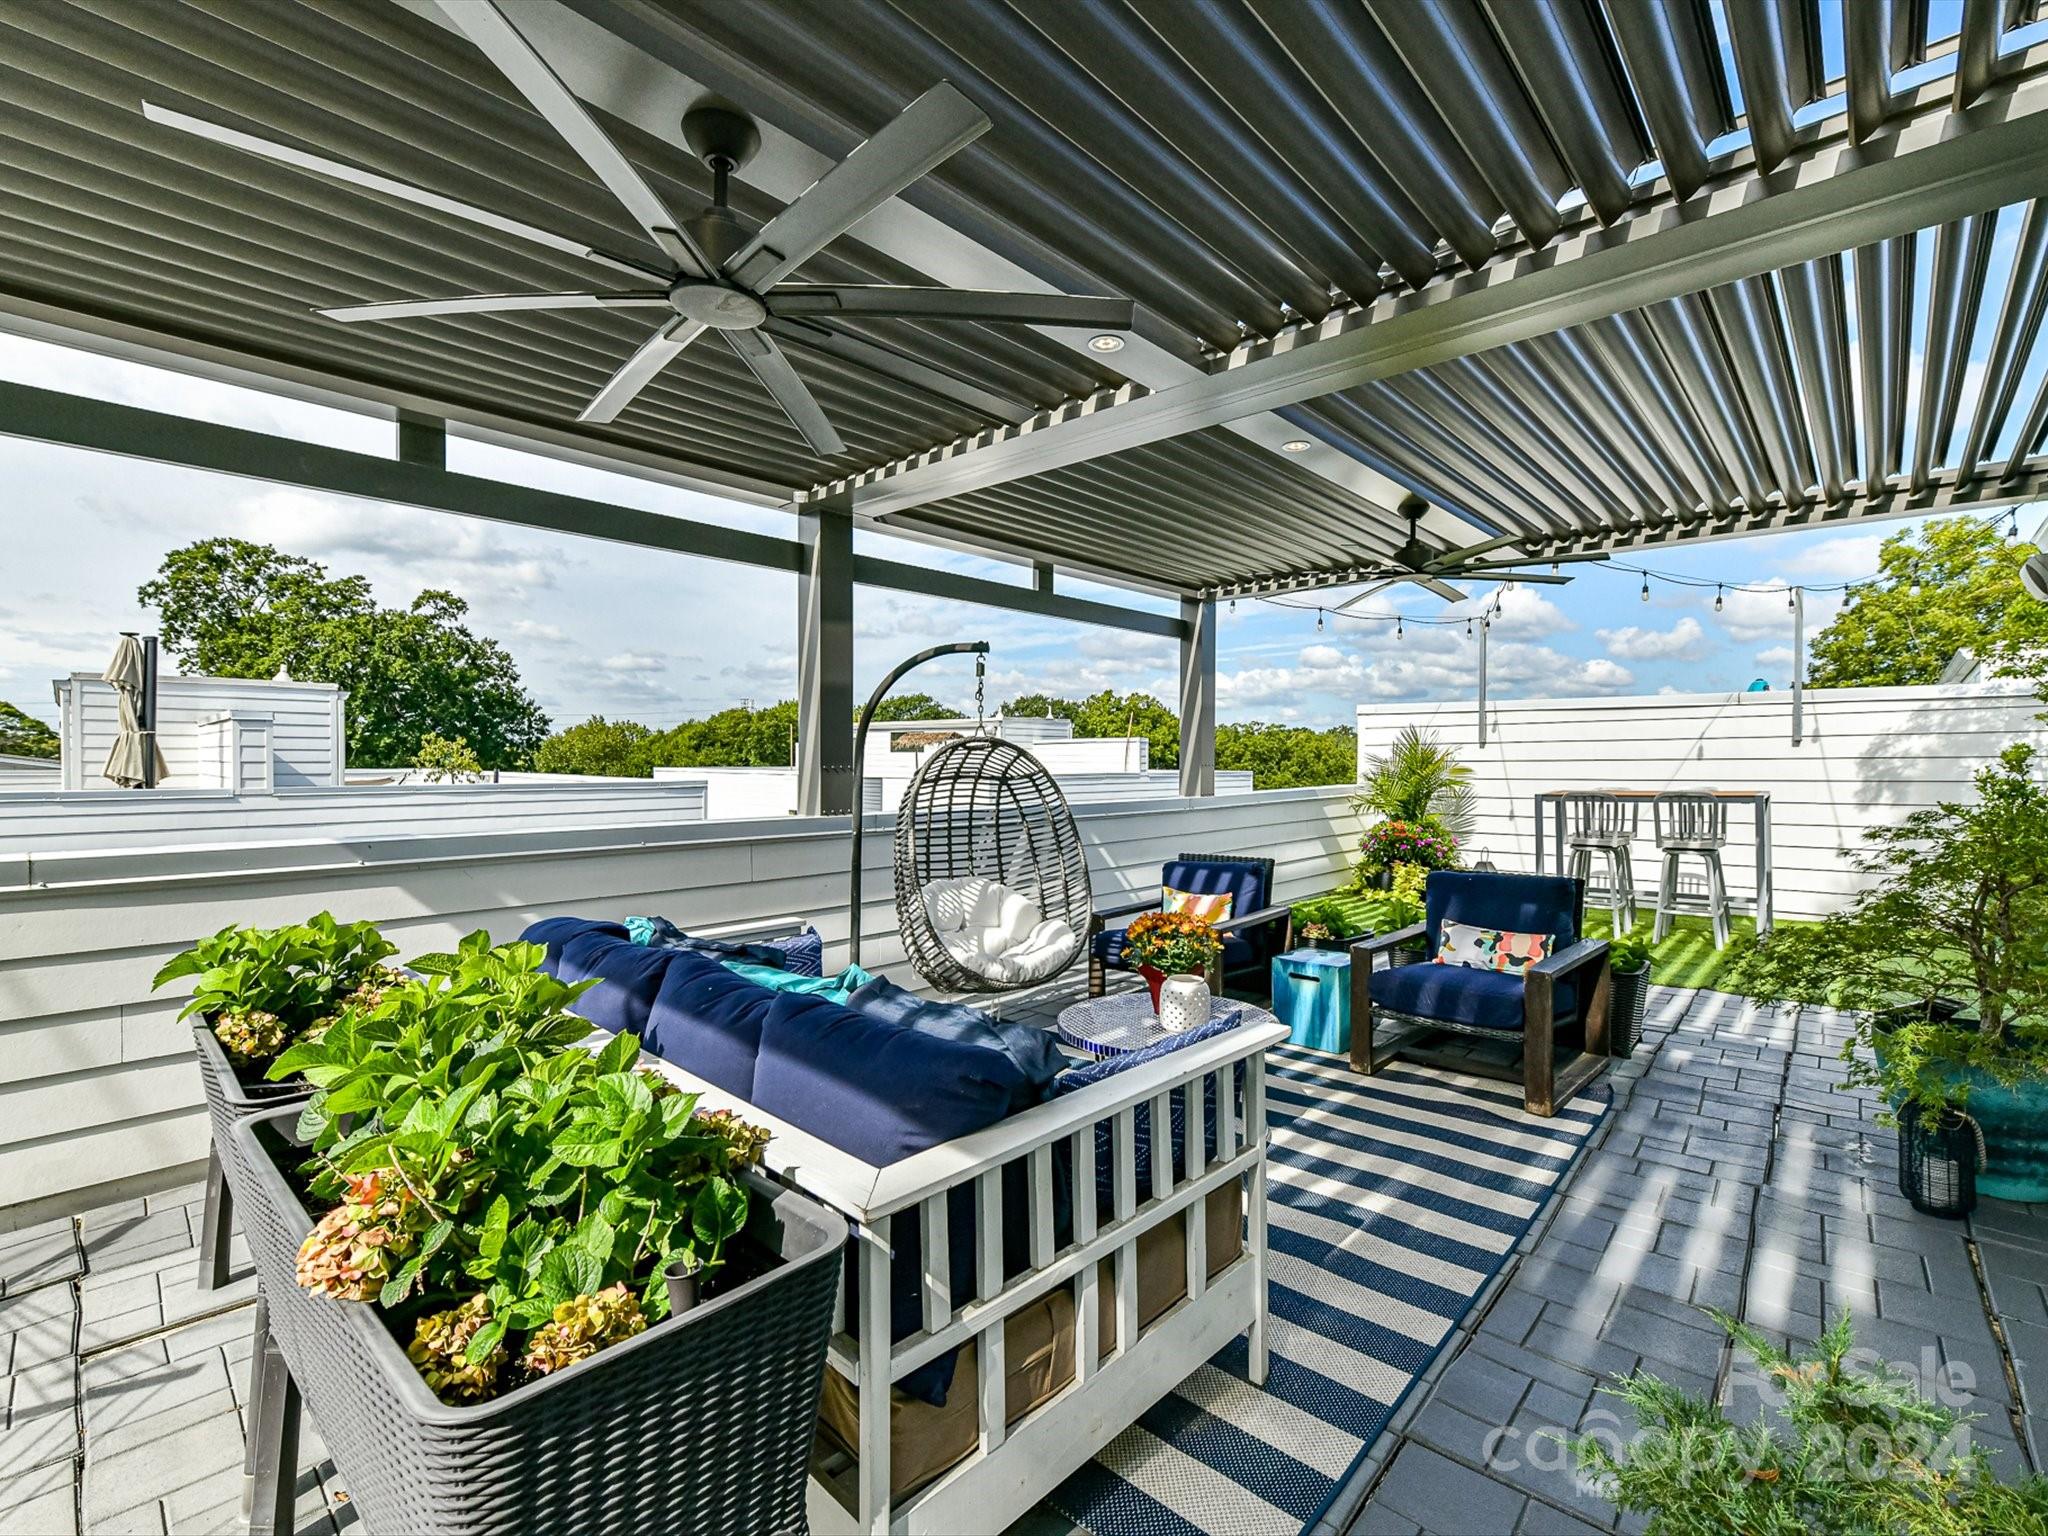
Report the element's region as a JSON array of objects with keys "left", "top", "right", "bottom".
[
  {"left": 154, "top": 913, "right": 398, "bottom": 1070},
  {"left": 413, "top": 733, "right": 484, "bottom": 783},
  {"left": 1725, "top": 745, "right": 2048, "bottom": 1124},
  {"left": 1571, "top": 1310, "right": 2048, "bottom": 1535},
  {"left": 1352, "top": 726, "right": 1476, "bottom": 838},
  {"left": 1294, "top": 897, "right": 1357, "bottom": 944},
  {"left": 276, "top": 934, "right": 770, "bottom": 1403},
  {"left": 1609, "top": 934, "right": 1652, "bottom": 975}
]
